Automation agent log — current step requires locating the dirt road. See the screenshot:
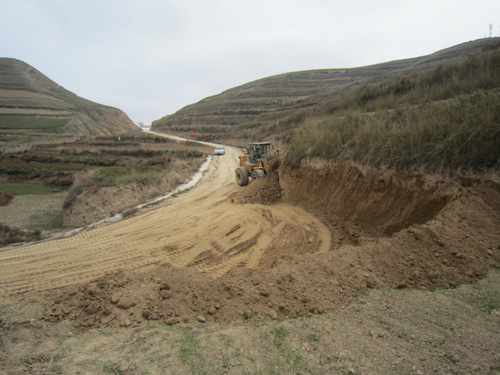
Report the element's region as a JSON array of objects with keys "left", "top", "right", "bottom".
[{"left": 0, "top": 135, "right": 330, "bottom": 303}]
